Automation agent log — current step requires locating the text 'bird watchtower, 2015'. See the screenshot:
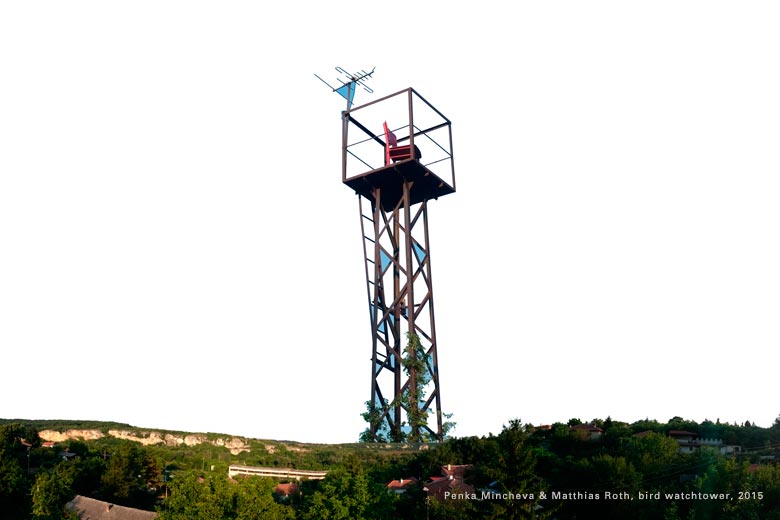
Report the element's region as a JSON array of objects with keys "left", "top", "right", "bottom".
[{"left": 342, "top": 87, "right": 455, "bottom": 442}]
